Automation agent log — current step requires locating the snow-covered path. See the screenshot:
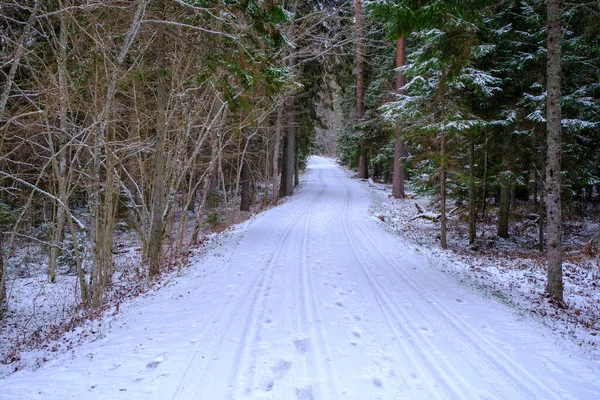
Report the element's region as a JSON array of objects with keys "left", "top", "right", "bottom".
[{"left": 2, "top": 157, "right": 599, "bottom": 399}]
